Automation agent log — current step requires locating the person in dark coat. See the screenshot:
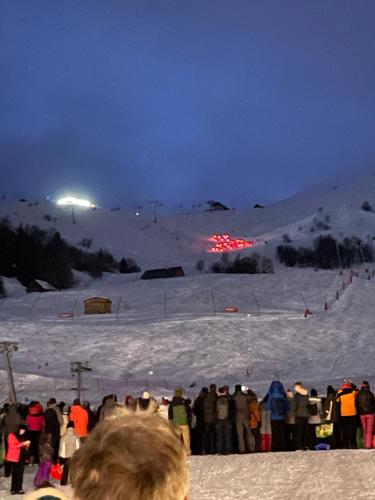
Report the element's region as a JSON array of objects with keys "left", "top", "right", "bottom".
[
  {"left": 233, "top": 385, "right": 254, "bottom": 453},
  {"left": 357, "top": 381, "right": 375, "bottom": 449},
  {"left": 202, "top": 384, "right": 217, "bottom": 454},
  {"left": 44, "top": 398, "right": 63, "bottom": 463},
  {"left": 82, "top": 401, "right": 96, "bottom": 432},
  {"left": 263, "top": 380, "right": 288, "bottom": 452},
  {"left": 192, "top": 387, "right": 208, "bottom": 454},
  {"left": 322, "top": 385, "right": 340, "bottom": 448},
  {"left": 215, "top": 386, "right": 234, "bottom": 454},
  {"left": 293, "top": 382, "right": 309, "bottom": 450}
]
